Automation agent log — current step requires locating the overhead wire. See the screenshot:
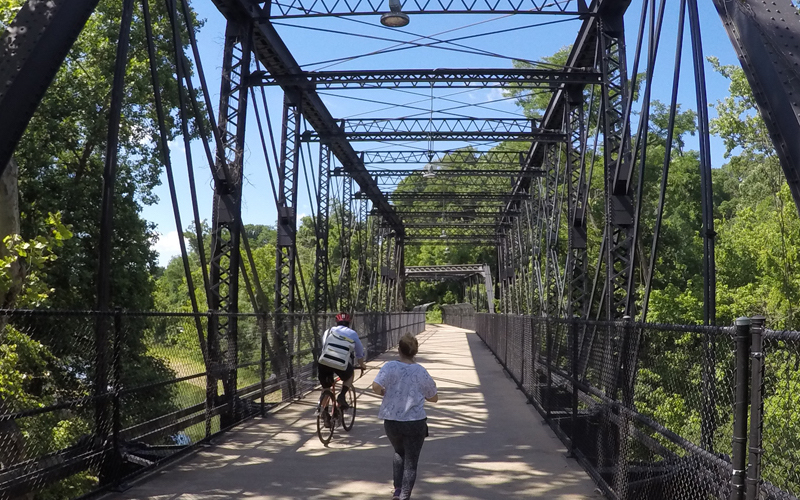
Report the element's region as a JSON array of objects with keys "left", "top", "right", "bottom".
[{"left": 273, "top": 16, "right": 570, "bottom": 69}]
